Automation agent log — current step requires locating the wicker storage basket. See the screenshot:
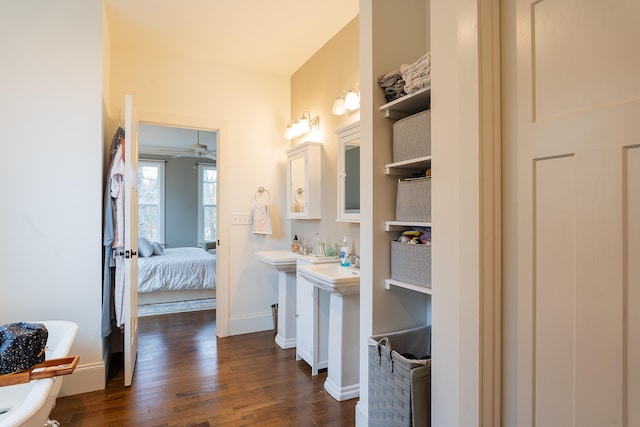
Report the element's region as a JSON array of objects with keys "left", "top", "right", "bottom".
[
  {"left": 396, "top": 177, "right": 431, "bottom": 222},
  {"left": 369, "top": 325, "right": 432, "bottom": 427},
  {"left": 392, "top": 110, "right": 431, "bottom": 163},
  {"left": 390, "top": 241, "right": 432, "bottom": 288}
]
